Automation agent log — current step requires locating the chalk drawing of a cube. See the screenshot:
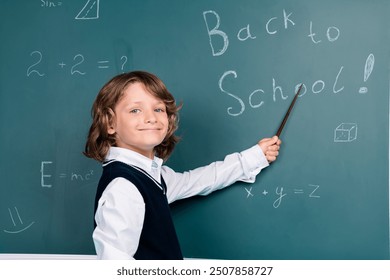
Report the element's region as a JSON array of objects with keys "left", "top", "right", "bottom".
[{"left": 334, "top": 123, "right": 357, "bottom": 142}]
